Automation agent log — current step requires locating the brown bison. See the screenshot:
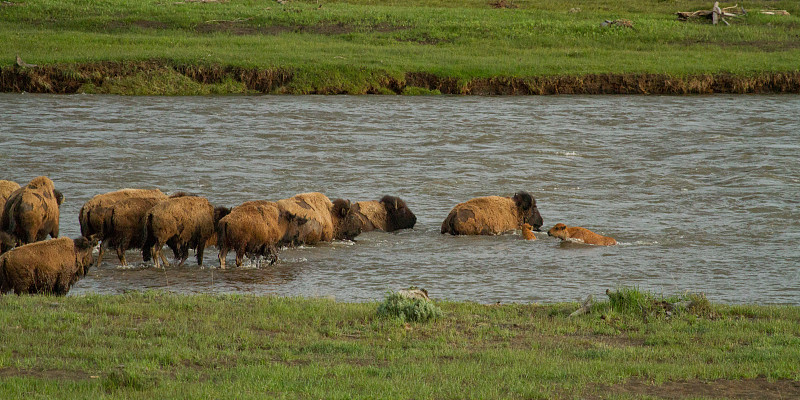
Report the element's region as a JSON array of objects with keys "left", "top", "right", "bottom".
[
  {"left": 351, "top": 195, "right": 417, "bottom": 233},
  {"left": 547, "top": 223, "right": 617, "bottom": 246},
  {"left": 0, "top": 237, "right": 95, "bottom": 295},
  {"left": 217, "top": 201, "right": 314, "bottom": 269},
  {"left": 141, "top": 195, "right": 230, "bottom": 268},
  {"left": 521, "top": 223, "right": 537, "bottom": 241},
  {"left": 1, "top": 176, "right": 64, "bottom": 246},
  {"left": 0, "top": 180, "right": 20, "bottom": 215},
  {"left": 275, "top": 192, "right": 361, "bottom": 244},
  {"left": 102, "top": 196, "right": 168, "bottom": 266},
  {"left": 441, "top": 191, "right": 543, "bottom": 235}
]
